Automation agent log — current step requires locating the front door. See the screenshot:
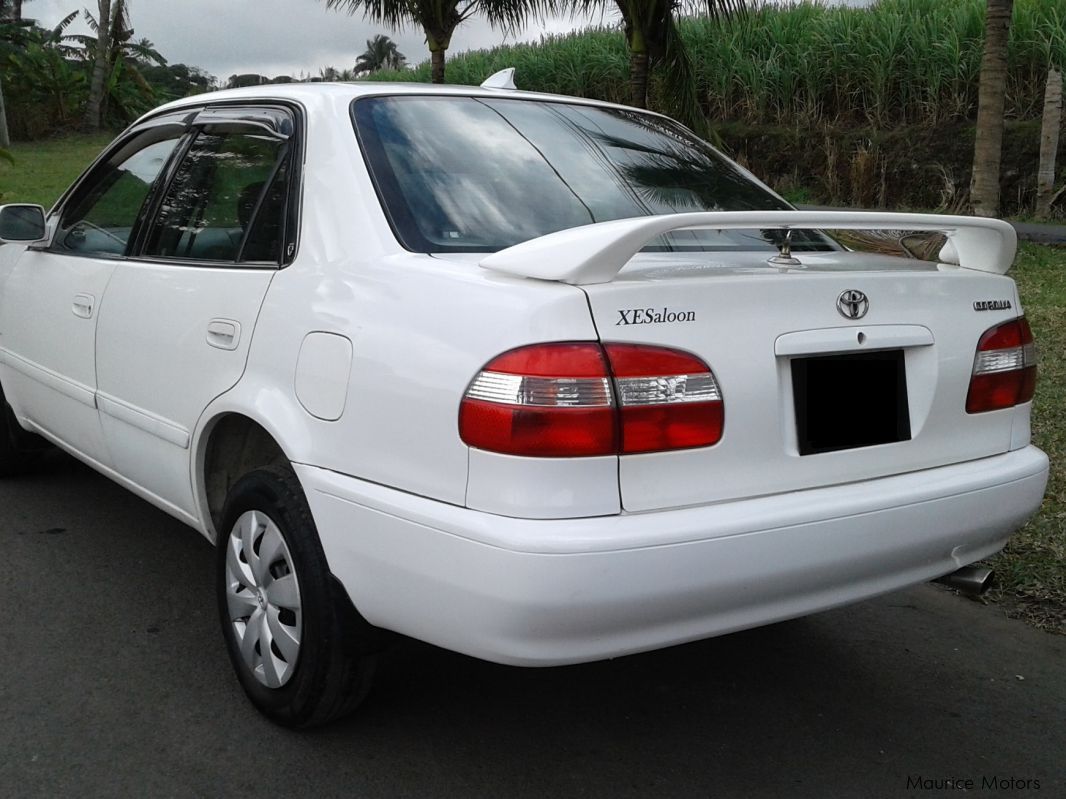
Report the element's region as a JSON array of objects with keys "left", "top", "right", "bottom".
[{"left": 0, "top": 126, "right": 185, "bottom": 466}]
